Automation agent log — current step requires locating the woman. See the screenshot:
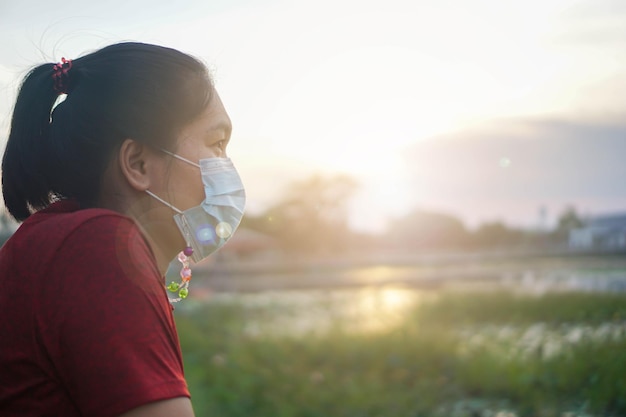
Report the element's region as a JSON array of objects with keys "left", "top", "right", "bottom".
[{"left": 0, "top": 42, "right": 245, "bottom": 416}]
